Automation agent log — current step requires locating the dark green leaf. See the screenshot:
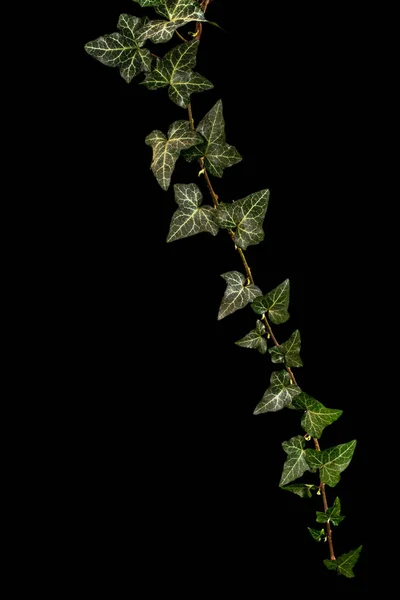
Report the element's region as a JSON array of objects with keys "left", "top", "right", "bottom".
[
  {"left": 251, "top": 279, "right": 290, "bottom": 324},
  {"left": 218, "top": 271, "right": 262, "bottom": 320},
  {"left": 85, "top": 14, "right": 152, "bottom": 83},
  {"left": 215, "top": 190, "right": 270, "bottom": 250},
  {"left": 140, "top": 0, "right": 207, "bottom": 43},
  {"left": 145, "top": 120, "right": 202, "bottom": 190},
  {"left": 143, "top": 40, "right": 213, "bottom": 107},
  {"left": 235, "top": 320, "right": 267, "bottom": 354},
  {"left": 316, "top": 497, "right": 345, "bottom": 526},
  {"left": 323, "top": 546, "right": 362, "bottom": 578},
  {"left": 269, "top": 330, "right": 303, "bottom": 368},
  {"left": 281, "top": 484, "right": 317, "bottom": 499},
  {"left": 184, "top": 100, "right": 242, "bottom": 177},
  {"left": 167, "top": 183, "right": 218, "bottom": 242},
  {"left": 308, "top": 528, "right": 325, "bottom": 542},
  {"left": 291, "top": 392, "right": 343, "bottom": 438},
  {"left": 305, "top": 440, "right": 357, "bottom": 487},
  {"left": 254, "top": 370, "right": 301, "bottom": 414},
  {"left": 279, "top": 435, "right": 311, "bottom": 486}
]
